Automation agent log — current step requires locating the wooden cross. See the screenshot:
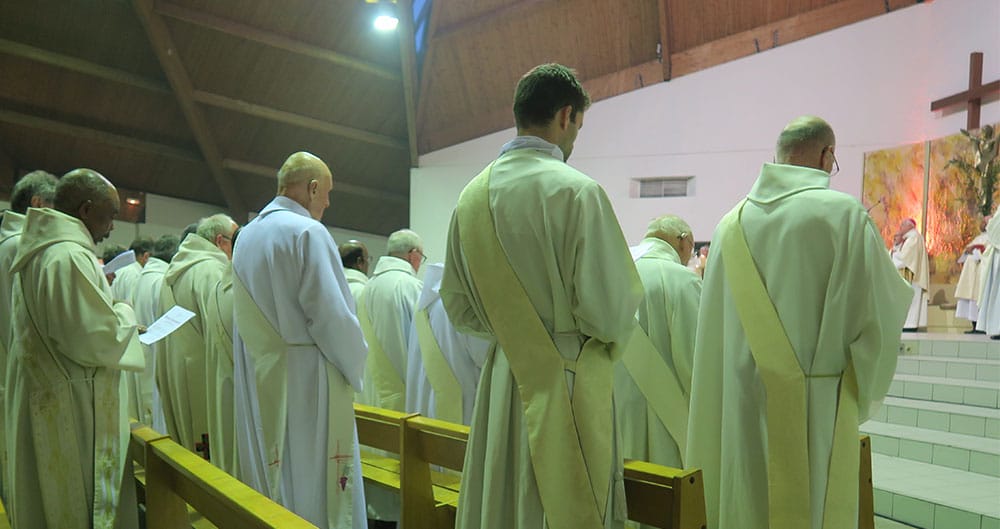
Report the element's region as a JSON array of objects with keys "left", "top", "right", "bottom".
[{"left": 930, "top": 52, "right": 1000, "bottom": 130}]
